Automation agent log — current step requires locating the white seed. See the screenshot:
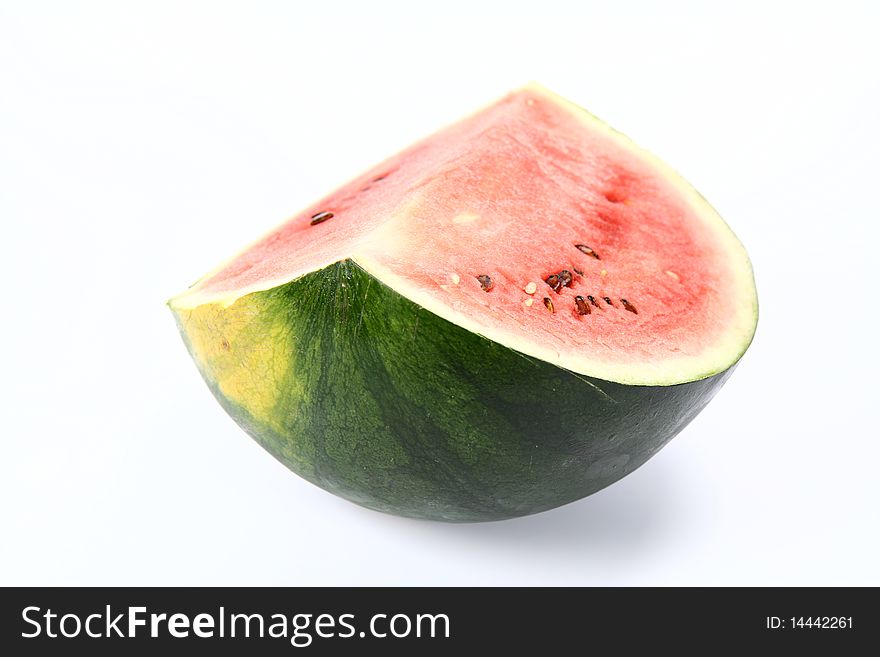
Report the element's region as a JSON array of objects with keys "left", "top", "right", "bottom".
[
  {"left": 524, "top": 281, "right": 537, "bottom": 294},
  {"left": 450, "top": 273, "right": 461, "bottom": 284},
  {"left": 526, "top": 98, "right": 535, "bottom": 106},
  {"left": 452, "top": 212, "right": 479, "bottom": 225},
  {"left": 665, "top": 270, "right": 680, "bottom": 281},
  {"left": 524, "top": 298, "right": 534, "bottom": 307},
  {"left": 600, "top": 269, "right": 607, "bottom": 277}
]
